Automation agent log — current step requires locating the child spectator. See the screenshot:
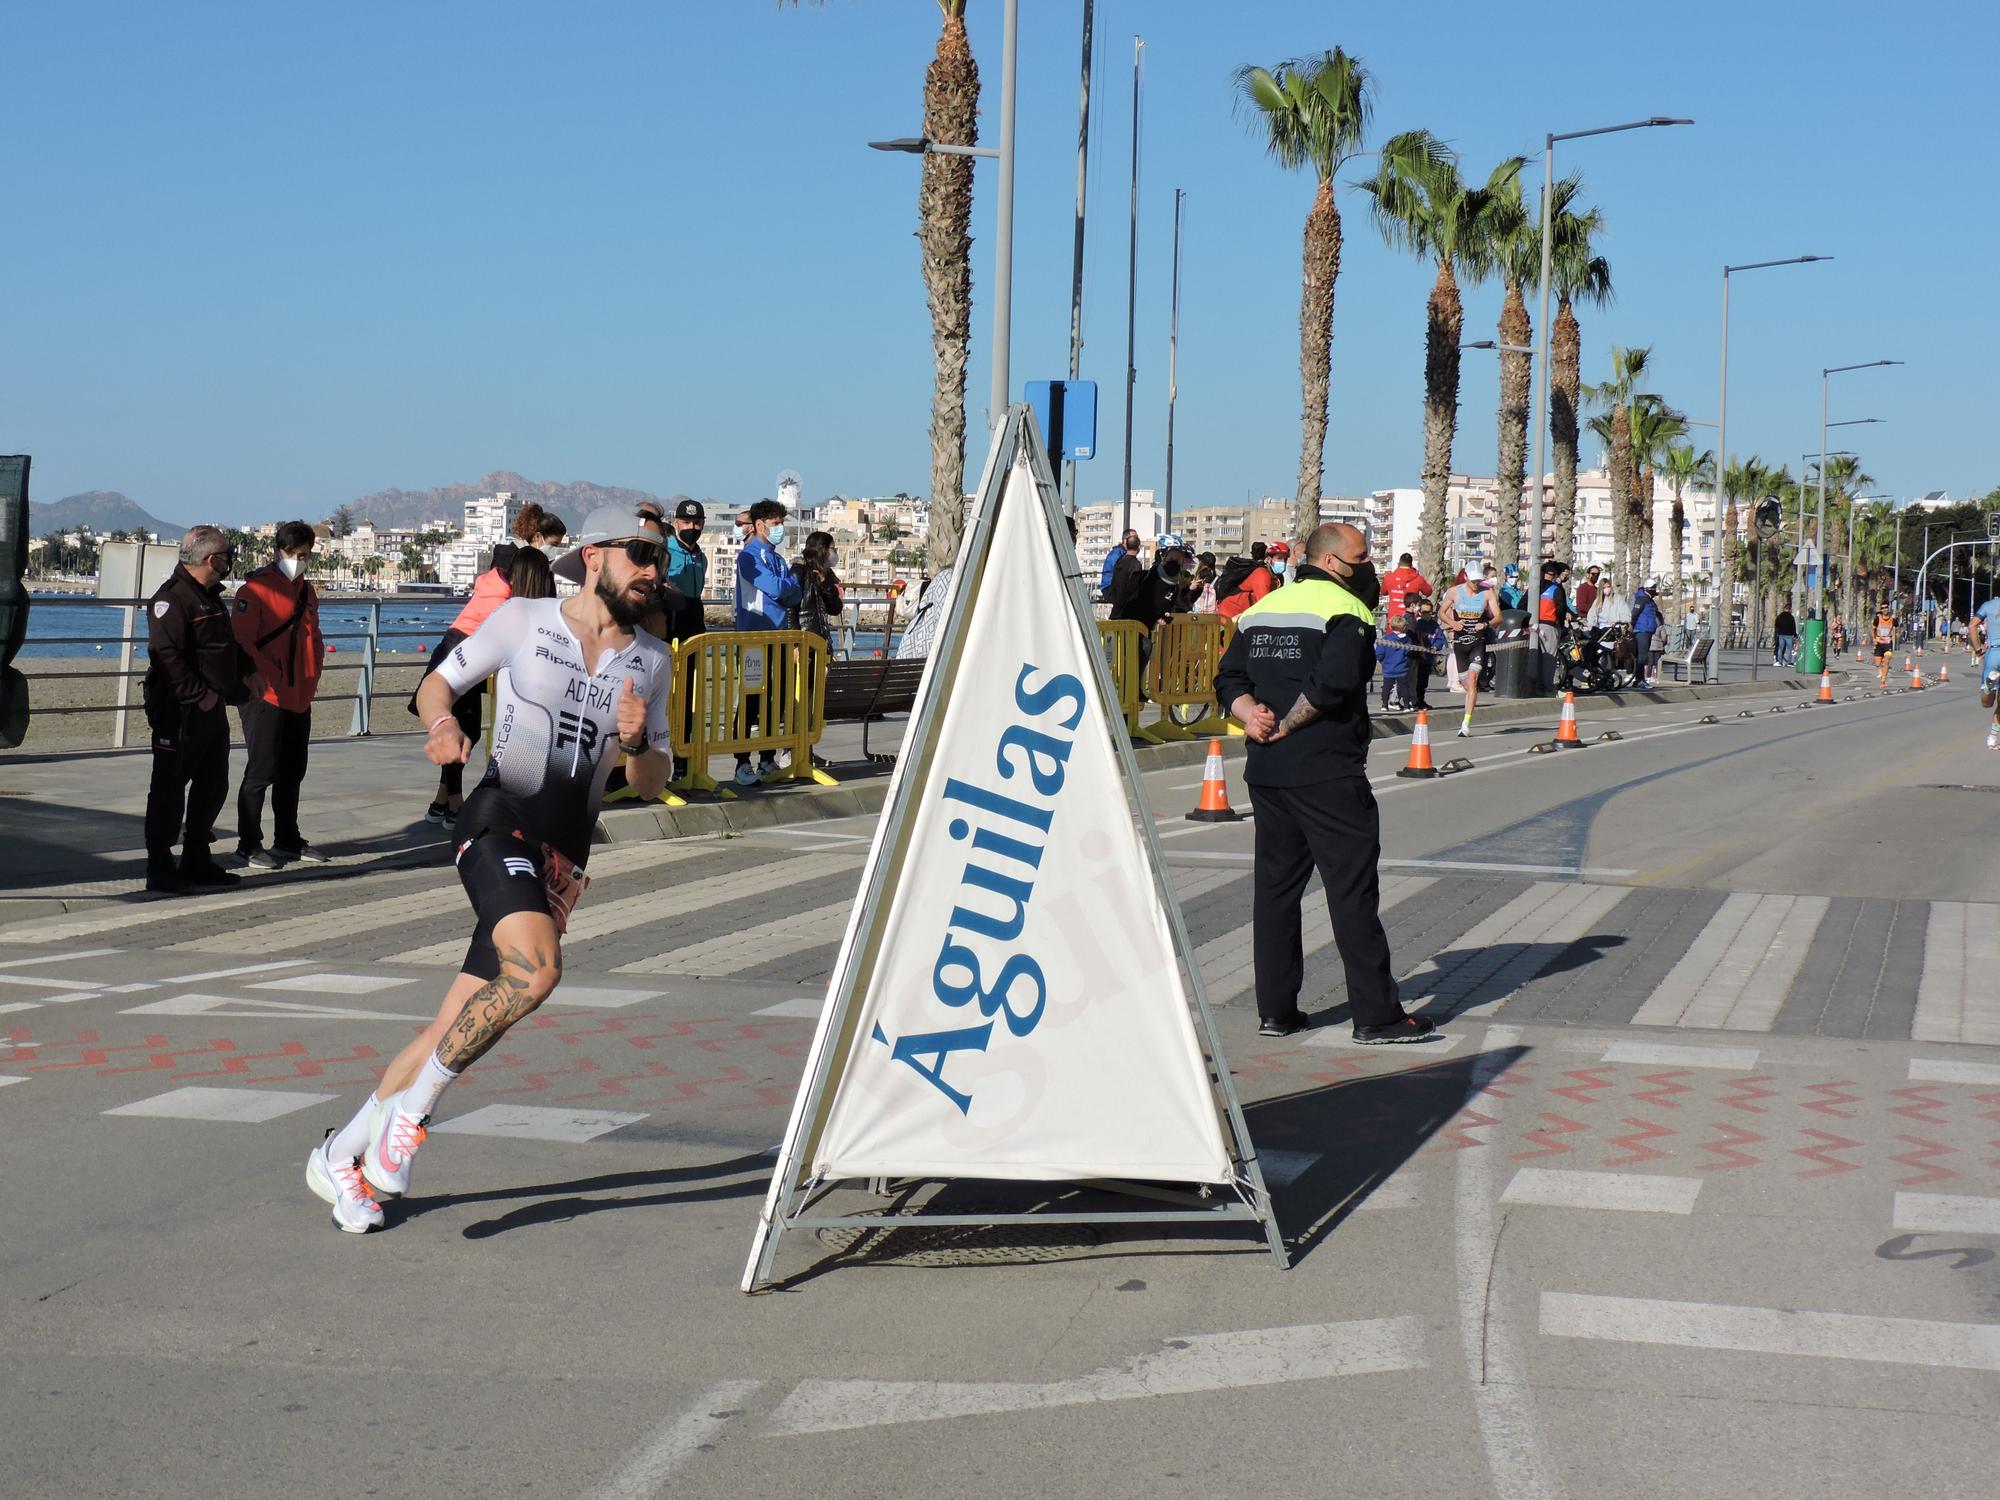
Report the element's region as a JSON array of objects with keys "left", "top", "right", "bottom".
[
  {"left": 1375, "top": 613, "right": 1414, "bottom": 711},
  {"left": 1409, "top": 601, "right": 1445, "bottom": 710}
]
